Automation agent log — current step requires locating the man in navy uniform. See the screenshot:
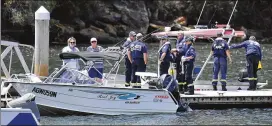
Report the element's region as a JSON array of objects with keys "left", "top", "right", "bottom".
[
  {"left": 182, "top": 36, "right": 196, "bottom": 95},
  {"left": 128, "top": 33, "right": 148, "bottom": 88},
  {"left": 172, "top": 33, "right": 187, "bottom": 92},
  {"left": 211, "top": 33, "right": 232, "bottom": 91},
  {"left": 122, "top": 31, "right": 136, "bottom": 87},
  {"left": 230, "top": 36, "right": 262, "bottom": 90},
  {"left": 158, "top": 35, "right": 173, "bottom": 76}
]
